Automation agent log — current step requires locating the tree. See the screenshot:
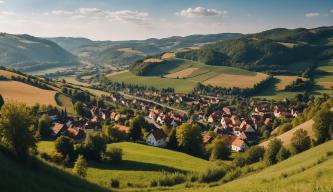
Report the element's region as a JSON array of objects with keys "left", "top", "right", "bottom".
[
  {"left": 263, "top": 139, "right": 282, "bottom": 166},
  {"left": 209, "top": 139, "right": 230, "bottom": 161},
  {"left": 38, "top": 114, "right": 52, "bottom": 139},
  {"left": 55, "top": 136, "right": 75, "bottom": 158},
  {"left": 276, "top": 146, "right": 290, "bottom": 162},
  {"left": 105, "top": 147, "right": 123, "bottom": 163},
  {"left": 167, "top": 127, "right": 178, "bottom": 150},
  {"left": 83, "top": 132, "right": 107, "bottom": 161},
  {"left": 129, "top": 116, "right": 145, "bottom": 140},
  {"left": 0, "top": 94, "right": 4, "bottom": 109},
  {"left": 103, "top": 125, "right": 127, "bottom": 142},
  {"left": 176, "top": 123, "right": 203, "bottom": 155},
  {"left": 0, "top": 102, "right": 36, "bottom": 160},
  {"left": 74, "top": 101, "right": 85, "bottom": 117},
  {"left": 290, "top": 129, "right": 311, "bottom": 154},
  {"left": 313, "top": 109, "right": 333, "bottom": 144},
  {"left": 245, "top": 146, "right": 265, "bottom": 164},
  {"left": 72, "top": 155, "right": 87, "bottom": 177}
]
